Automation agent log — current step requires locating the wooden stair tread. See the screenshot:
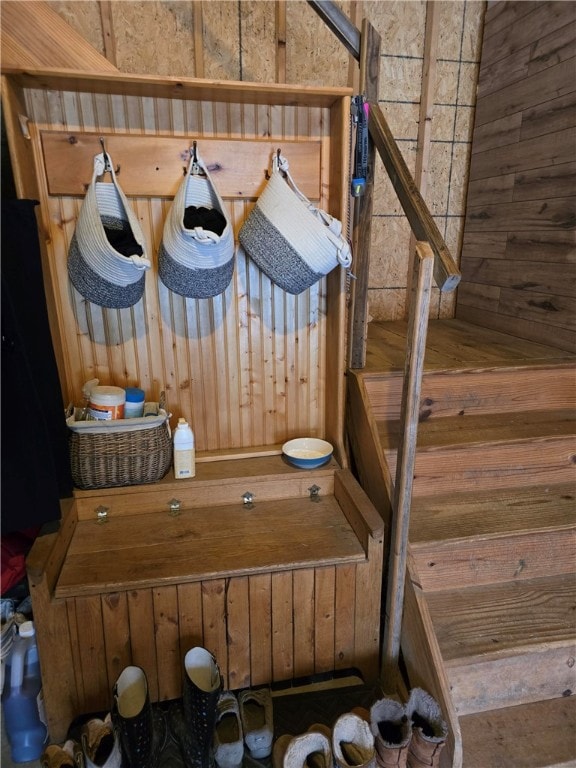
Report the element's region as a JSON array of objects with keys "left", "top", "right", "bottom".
[
  {"left": 409, "top": 482, "right": 576, "bottom": 543},
  {"left": 459, "top": 695, "right": 576, "bottom": 768},
  {"left": 378, "top": 409, "right": 575, "bottom": 451},
  {"left": 426, "top": 573, "right": 576, "bottom": 663},
  {"left": 365, "top": 319, "right": 576, "bottom": 373}
]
